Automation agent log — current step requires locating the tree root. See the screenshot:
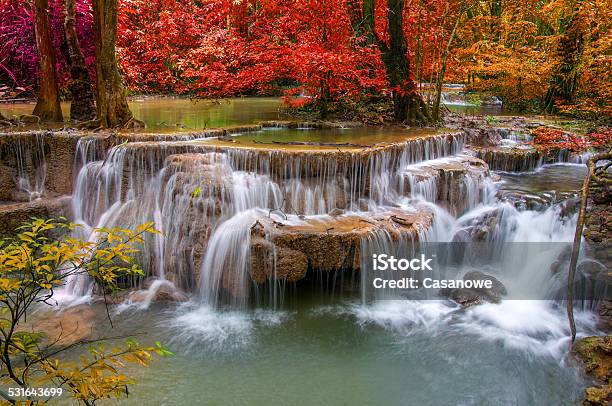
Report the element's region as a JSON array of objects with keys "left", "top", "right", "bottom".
[
  {"left": 122, "top": 117, "right": 146, "bottom": 130},
  {"left": 76, "top": 119, "right": 101, "bottom": 130},
  {"left": 18, "top": 114, "right": 41, "bottom": 124}
]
